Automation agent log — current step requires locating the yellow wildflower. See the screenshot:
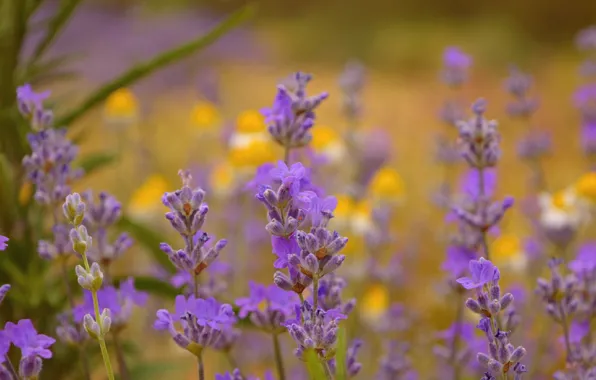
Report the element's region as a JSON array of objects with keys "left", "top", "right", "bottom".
[
  {"left": 235, "top": 110, "right": 266, "bottom": 134},
  {"left": 128, "top": 174, "right": 168, "bottom": 217},
  {"left": 491, "top": 234, "right": 527, "bottom": 272},
  {"left": 228, "top": 140, "right": 276, "bottom": 169},
  {"left": 209, "top": 161, "right": 236, "bottom": 196},
  {"left": 368, "top": 166, "right": 405, "bottom": 203},
  {"left": 576, "top": 172, "right": 596, "bottom": 203},
  {"left": 18, "top": 181, "right": 33, "bottom": 206},
  {"left": 311, "top": 126, "right": 346, "bottom": 162},
  {"left": 538, "top": 189, "right": 586, "bottom": 230},
  {"left": 103, "top": 88, "right": 138, "bottom": 121},
  {"left": 191, "top": 101, "right": 220, "bottom": 130},
  {"left": 360, "top": 284, "right": 389, "bottom": 323}
]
